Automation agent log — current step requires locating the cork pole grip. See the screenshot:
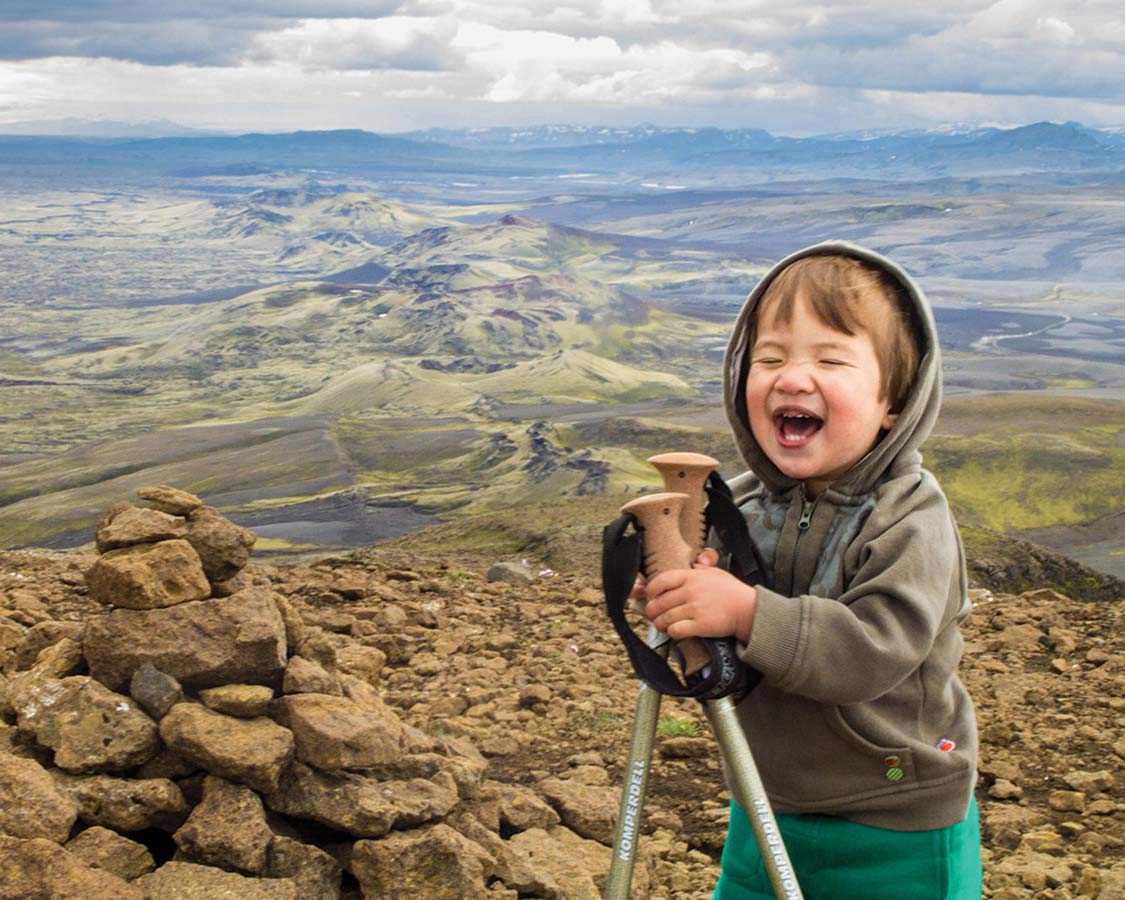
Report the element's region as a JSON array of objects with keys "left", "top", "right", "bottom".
[
  {"left": 619, "top": 492, "right": 712, "bottom": 675},
  {"left": 647, "top": 452, "right": 719, "bottom": 557}
]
